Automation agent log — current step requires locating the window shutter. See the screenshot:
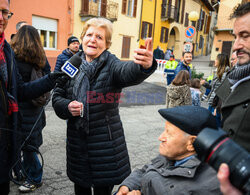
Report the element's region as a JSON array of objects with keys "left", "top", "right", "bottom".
[
  {"left": 205, "top": 15, "right": 211, "bottom": 34},
  {"left": 201, "top": 11, "right": 205, "bottom": 31},
  {"left": 122, "top": 0, "right": 127, "bottom": 14},
  {"left": 184, "top": 13, "right": 189, "bottom": 27},
  {"left": 121, "top": 36, "right": 131, "bottom": 58},
  {"left": 101, "top": 0, "right": 107, "bottom": 17},
  {"left": 174, "top": 0, "right": 178, "bottom": 21},
  {"left": 81, "top": 0, "right": 89, "bottom": 14},
  {"left": 203, "top": 15, "right": 207, "bottom": 34},
  {"left": 181, "top": 0, "right": 185, "bottom": 24},
  {"left": 160, "top": 27, "right": 164, "bottom": 43},
  {"left": 148, "top": 23, "right": 153, "bottom": 37},
  {"left": 165, "top": 28, "right": 169, "bottom": 43},
  {"left": 141, "top": 22, "right": 145, "bottom": 39},
  {"left": 133, "top": 0, "right": 137, "bottom": 17}
]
